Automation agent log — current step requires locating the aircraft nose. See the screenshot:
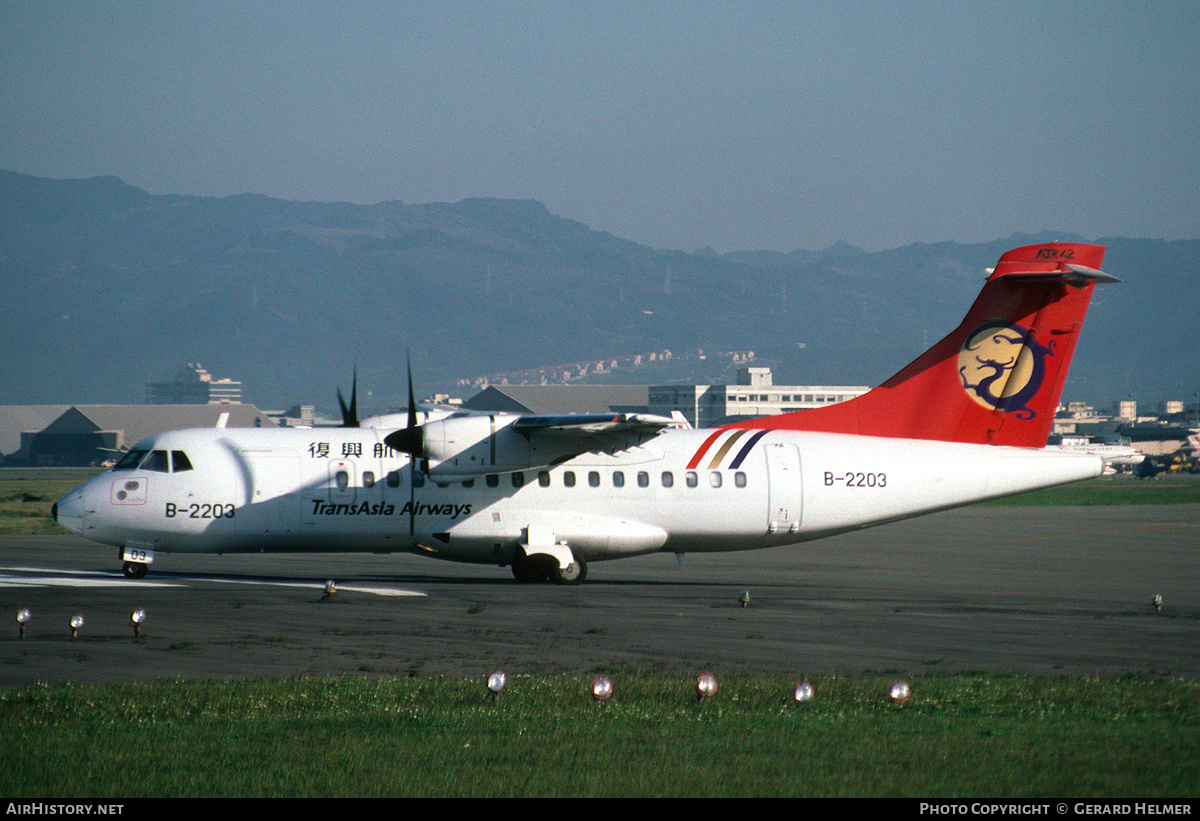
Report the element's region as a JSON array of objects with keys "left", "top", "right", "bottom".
[{"left": 54, "top": 488, "right": 89, "bottom": 535}]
